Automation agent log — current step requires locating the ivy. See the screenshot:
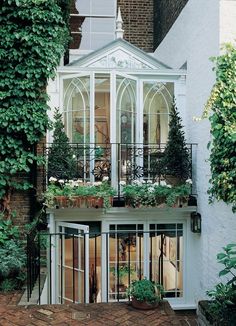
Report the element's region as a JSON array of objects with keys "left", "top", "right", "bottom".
[
  {"left": 0, "top": 0, "right": 70, "bottom": 216},
  {"left": 204, "top": 44, "right": 236, "bottom": 212}
]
